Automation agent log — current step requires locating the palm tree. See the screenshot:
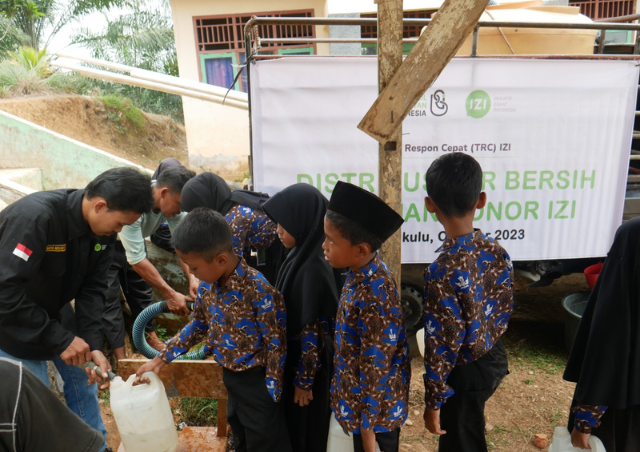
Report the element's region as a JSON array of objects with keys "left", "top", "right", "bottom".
[
  {"left": 0, "top": 0, "right": 39, "bottom": 54},
  {"left": 71, "top": 0, "right": 176, "bottom": 74},
  {"left": 69, "top": 0, "right": 183, "bottom": 121},
  {"left": 10, "top": 0, "right": 127, "bottom": 51}
]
